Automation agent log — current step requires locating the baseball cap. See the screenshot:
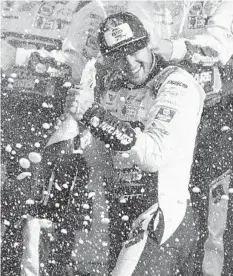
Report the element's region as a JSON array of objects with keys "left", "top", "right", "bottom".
[{"left": 98, "top": 12, "right": 149, "bottom": 57}]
